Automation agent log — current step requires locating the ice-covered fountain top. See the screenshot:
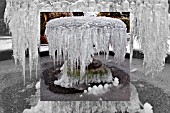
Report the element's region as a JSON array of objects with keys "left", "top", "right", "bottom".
[{"left": 45, "top": 16, "right": 128, "bottom": 79}]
